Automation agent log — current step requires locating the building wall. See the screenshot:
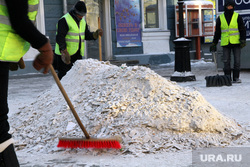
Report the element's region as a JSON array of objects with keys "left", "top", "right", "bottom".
[
  {"left": 167, "top": 0, "right": 177, "bottom": 51},
  {"left": 44, "top": 0, "right": 173, "bottom": 60},
  {"left": 44, "top": 0, "right": 62, "bottom": 49},
  {"left": 111, "top": 0, "right": 174, "bottom": 65},
  {"left": 10, "top": 0, "right": 193, "bottom": 75}
]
